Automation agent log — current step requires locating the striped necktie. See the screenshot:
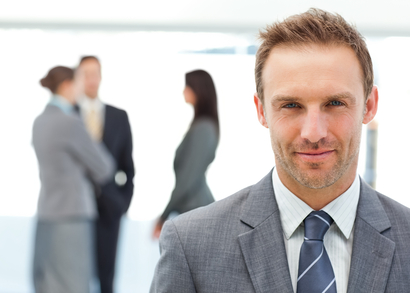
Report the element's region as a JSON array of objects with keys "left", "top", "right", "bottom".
[{"left": 297, "top": 211, "right": 337, "bottom": 293}]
